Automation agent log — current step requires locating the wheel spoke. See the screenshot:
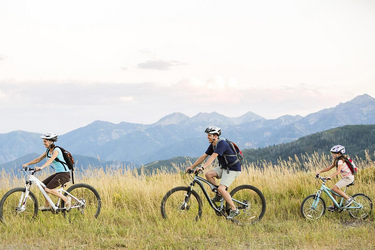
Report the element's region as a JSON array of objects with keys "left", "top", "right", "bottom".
[
  {"left": 301, "top": 195, "right": 325, "bottom": 220},
  {"left": 0, "top": 188, "right": 38, "bottom": 226},
  {"left": 63, "top": 184, "right": 101, "bottom": 221},
  {"left": 229, "top": 185, "right": 266, "bottom": 225},
  {"left": 161, "top": 187, "right": 202, "bottom": 221},
  {"left": 348, "top": 194, "right": 373, "bottom": 219}
]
